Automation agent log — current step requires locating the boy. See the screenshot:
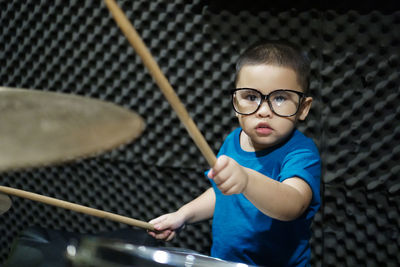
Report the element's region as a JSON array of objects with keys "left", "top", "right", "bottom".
[{"left": 148, "top": 40, "right": 321, "bottom": 267}]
